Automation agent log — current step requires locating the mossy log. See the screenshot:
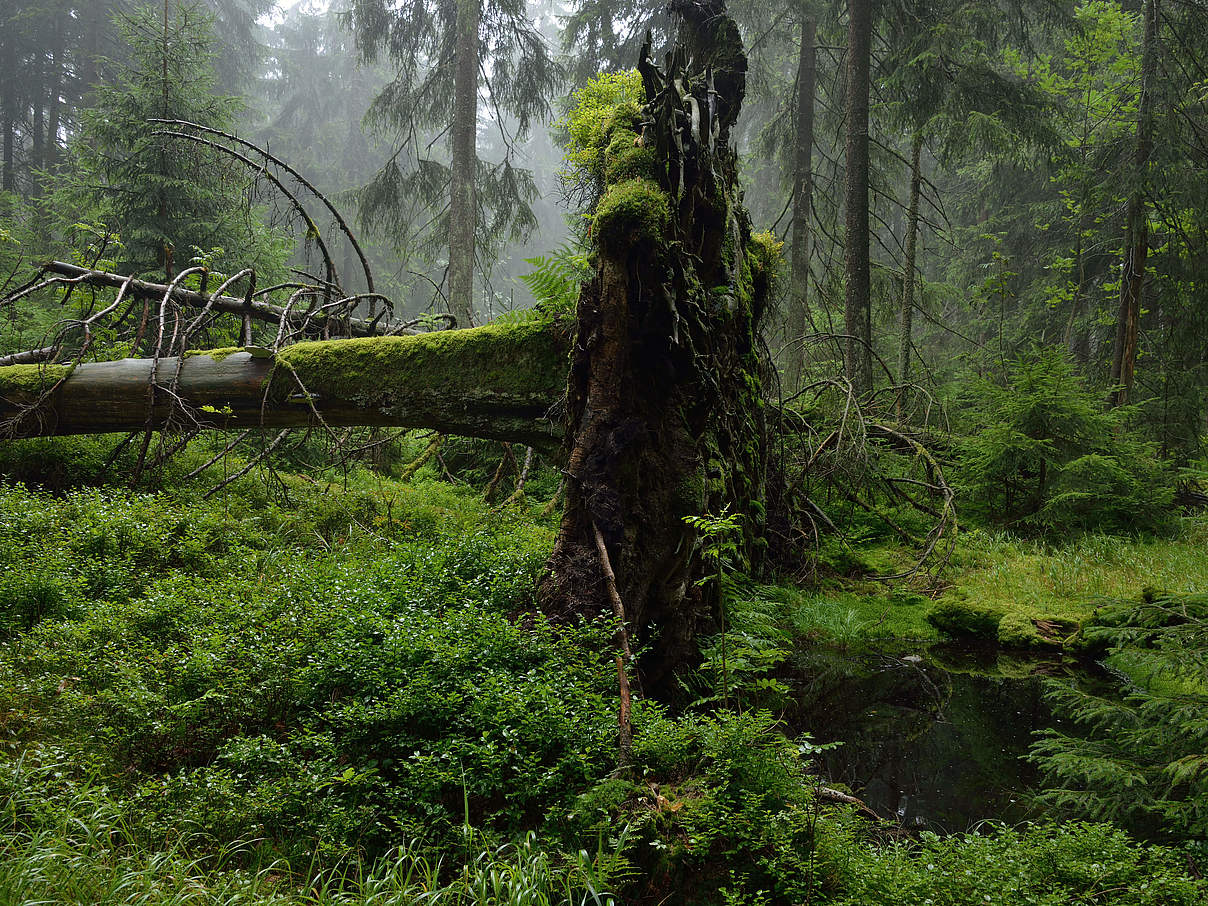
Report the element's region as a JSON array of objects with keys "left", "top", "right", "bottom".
[{"left": 0, "top": 321, "right": 567, "bottom": 448}]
